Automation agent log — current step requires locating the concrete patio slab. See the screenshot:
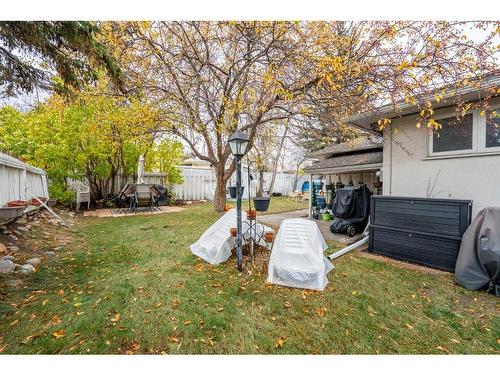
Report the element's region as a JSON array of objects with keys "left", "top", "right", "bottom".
[
  {"left": 259, "top": 209, "right": 361, "bottom": 244},
  {"left": 83, "top": 206, "right": 185, "bottom": 218}
]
